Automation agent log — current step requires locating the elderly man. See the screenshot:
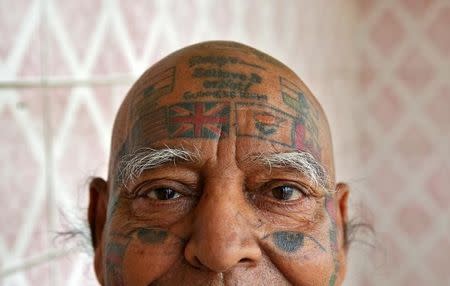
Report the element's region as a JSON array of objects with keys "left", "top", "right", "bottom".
[{"left": 88, "top": 41, "right": 350, "bottom": 285}]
